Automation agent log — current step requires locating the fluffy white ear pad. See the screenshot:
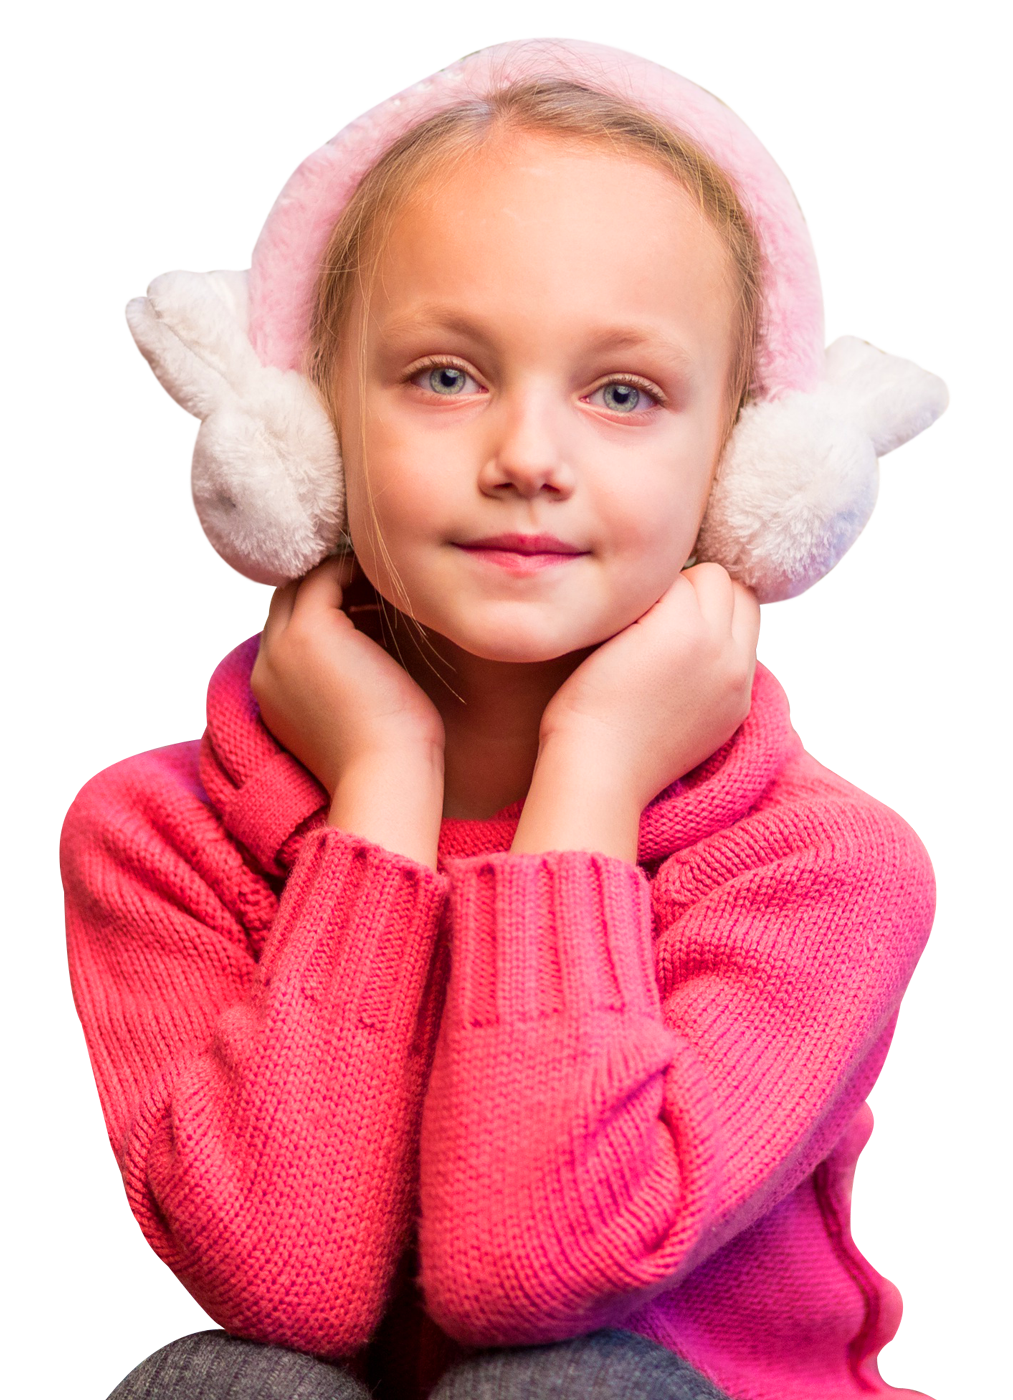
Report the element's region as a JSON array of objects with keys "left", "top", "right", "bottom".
[
  {"left": 698, "top": 396, "right": 879, "bottom": 603},
  {"left": 824, "top": 335, "right": 949, "bottom": 456},
  {"left": 698, "top": 337, "right": 948, "bottom": 602},
  {"left": 127, "top": 269, "right": 345, "bottom": 586},
  {"left": 194, "top": 390, "right": 344, "bottom": 586}
]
